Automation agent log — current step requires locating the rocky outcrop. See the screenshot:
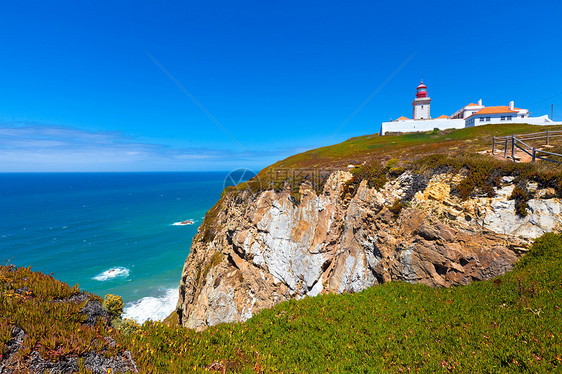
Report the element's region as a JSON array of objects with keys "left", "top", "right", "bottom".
[
  {"left": 0, "top": 295, "right": 137, "bottom": 374},
  {"left": 177, "top": 170, "right": 562, "bottom": 330}
]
